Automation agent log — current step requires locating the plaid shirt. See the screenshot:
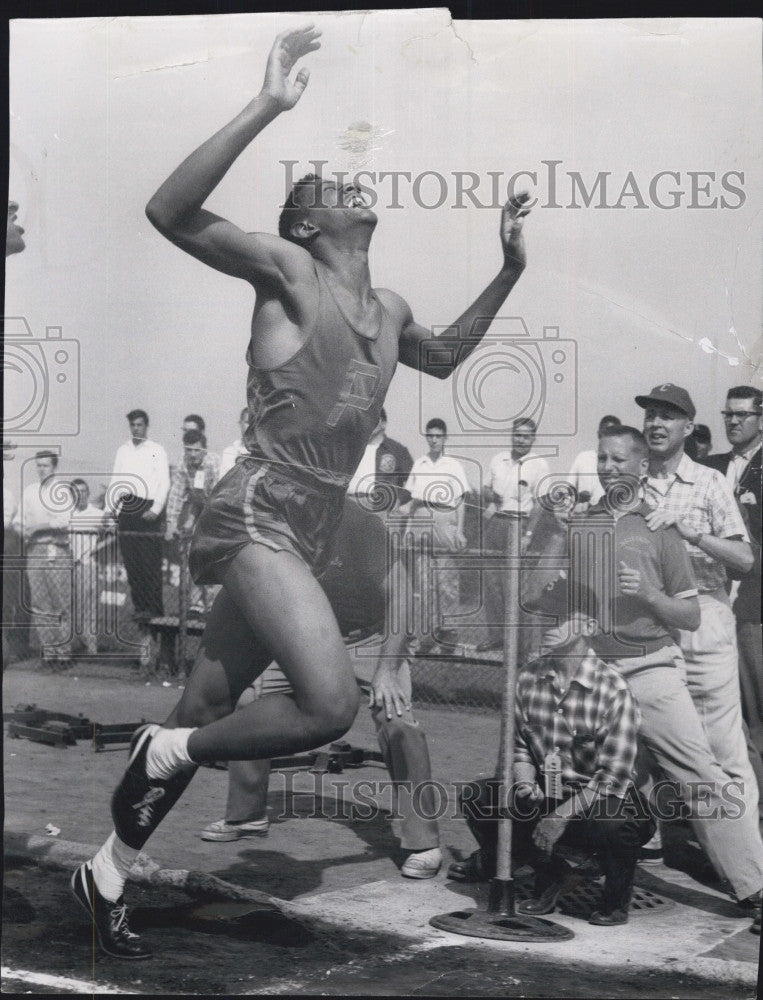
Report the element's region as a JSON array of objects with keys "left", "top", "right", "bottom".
[
  {"left": 643, "top": 453, "right": 748, "bottom": 593},
  {"left": 515, "top": 651, "right": 640, "bottom": 799},
  {"left": 166, "top": 451, "right": 220, "bottom": 535}
]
